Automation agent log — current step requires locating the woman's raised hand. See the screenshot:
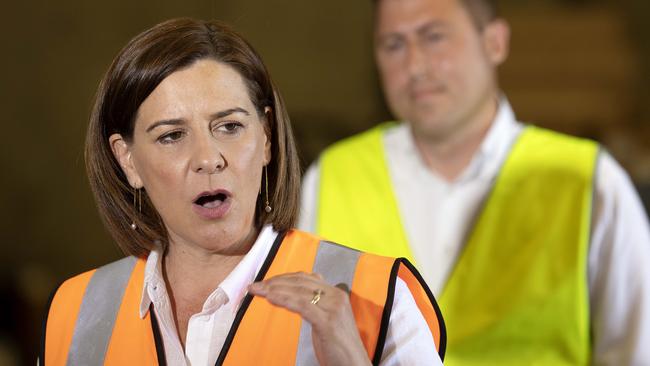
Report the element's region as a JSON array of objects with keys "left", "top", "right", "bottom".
[{"left": 249, "top": 272, "right": 372, "bottom": 366}]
